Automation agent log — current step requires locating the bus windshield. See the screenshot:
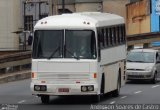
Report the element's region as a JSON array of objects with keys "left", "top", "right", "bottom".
[{"left": 32, "top": 30, "right": 97, "bottom": 59}]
